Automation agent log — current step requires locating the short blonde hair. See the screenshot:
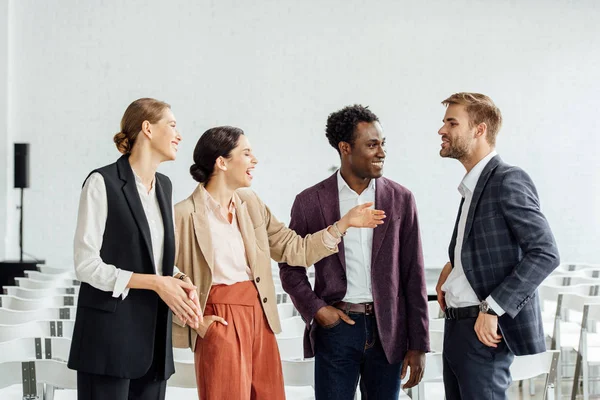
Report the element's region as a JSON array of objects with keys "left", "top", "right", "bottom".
[{"left": 442, "top": 93, "right": 502, "bottom": 146}]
